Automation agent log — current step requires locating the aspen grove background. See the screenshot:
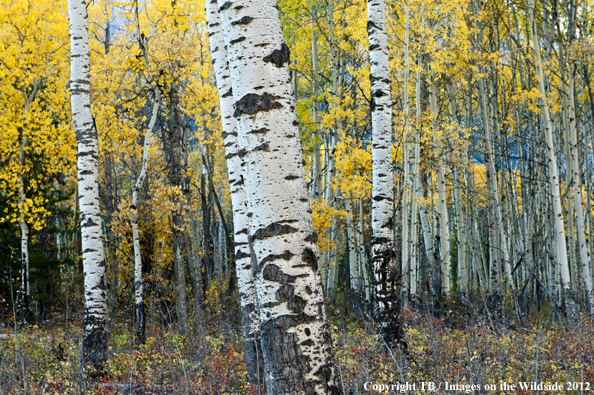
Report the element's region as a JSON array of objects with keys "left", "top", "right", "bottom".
[{"left": 1, "top": 0, "right": 594, "bottom": 392}]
